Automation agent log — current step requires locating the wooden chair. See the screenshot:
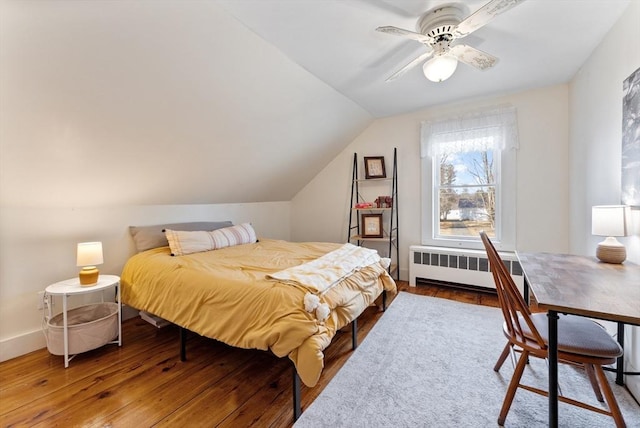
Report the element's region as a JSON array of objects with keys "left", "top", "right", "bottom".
[{"left": 479, "top": 232, "right": 626, "bottom": 427}]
